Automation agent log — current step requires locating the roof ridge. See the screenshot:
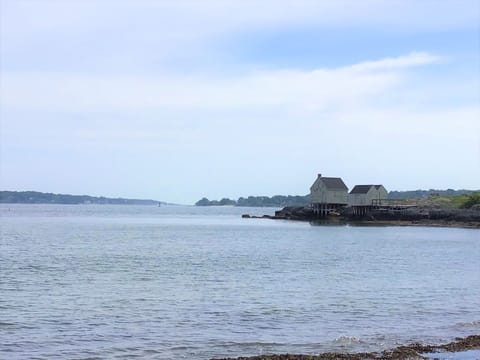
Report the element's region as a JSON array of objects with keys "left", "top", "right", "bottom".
[{"left": 318, "top": 177, "right": 348, "bottom": 190}]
